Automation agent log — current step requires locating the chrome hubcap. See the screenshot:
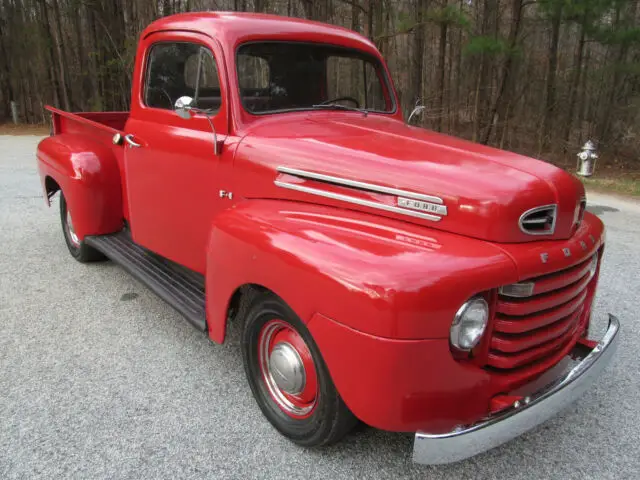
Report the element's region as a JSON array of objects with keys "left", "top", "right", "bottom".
[
  {"left": 269, "top": 342, "right": 306, "bottom": 395},
  {"left": 258, "top": 320, "right": 317, "bottom": 417},
  {"left": 66, "top": 211, "right": 80, "bottom": 247}
]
